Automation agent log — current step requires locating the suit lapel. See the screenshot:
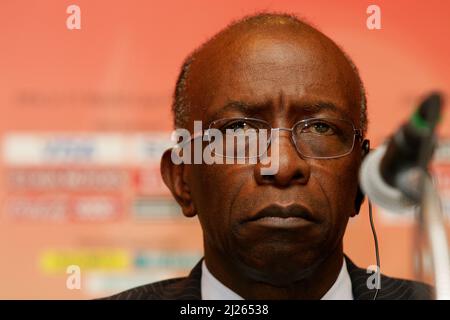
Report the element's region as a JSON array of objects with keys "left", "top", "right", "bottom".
[
  {"left": 345, "top": 256, "right": 378, "bottom": 300},
  {"left": 180, "top": 257, "right": 377, "bottom": 300},
  {"left": 179, "top": 256, "right": 430, "bottom": 300},
  {"left": 163, "top": 259, "right": 203, "bottom": 300}
]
